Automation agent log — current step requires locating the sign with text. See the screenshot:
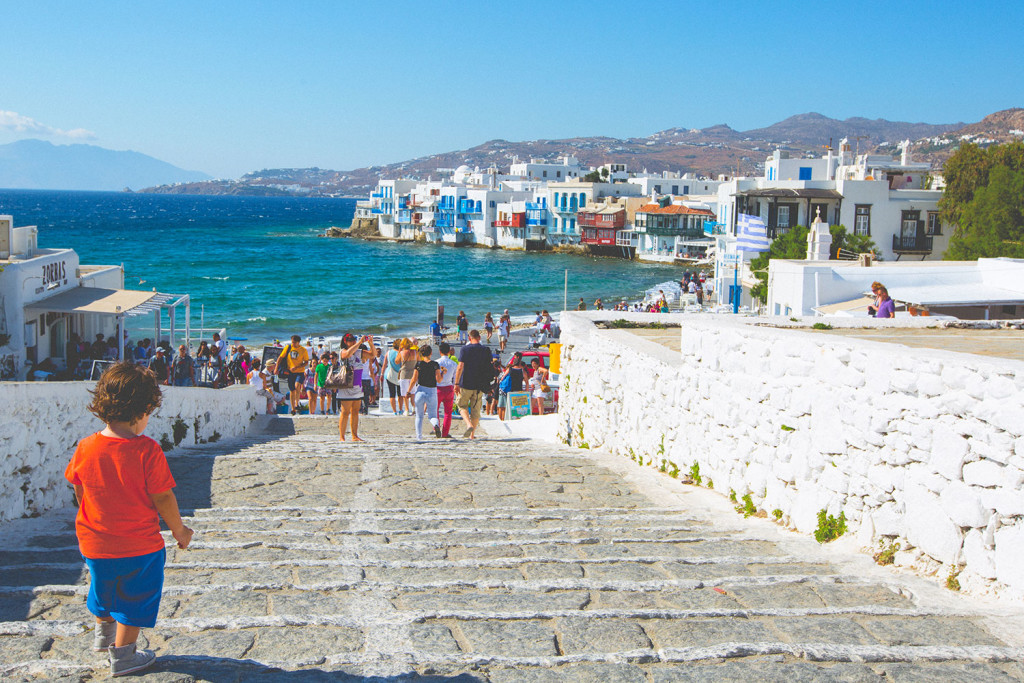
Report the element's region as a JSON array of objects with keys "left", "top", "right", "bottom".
[{"left": 506, "top": 391, "right": 531, "bottom": 420}]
